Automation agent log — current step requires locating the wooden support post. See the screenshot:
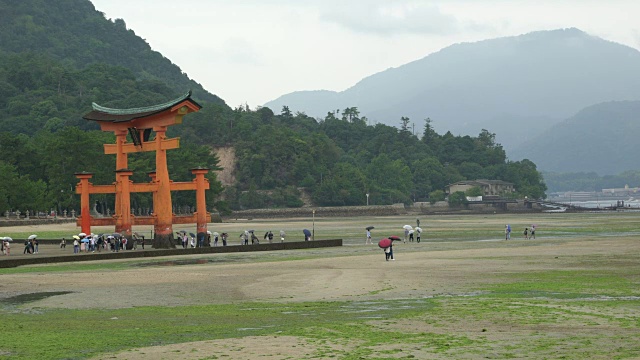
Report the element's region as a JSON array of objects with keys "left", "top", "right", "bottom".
[
  {"left": 115, "top": 169, "right": 134, "bottom": 239},
  {"left": 191, "top": 167, "right": 210, "bottom": 244},
  {"left": 152, "top": 126, "right": 175, "bottom": 248}
]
